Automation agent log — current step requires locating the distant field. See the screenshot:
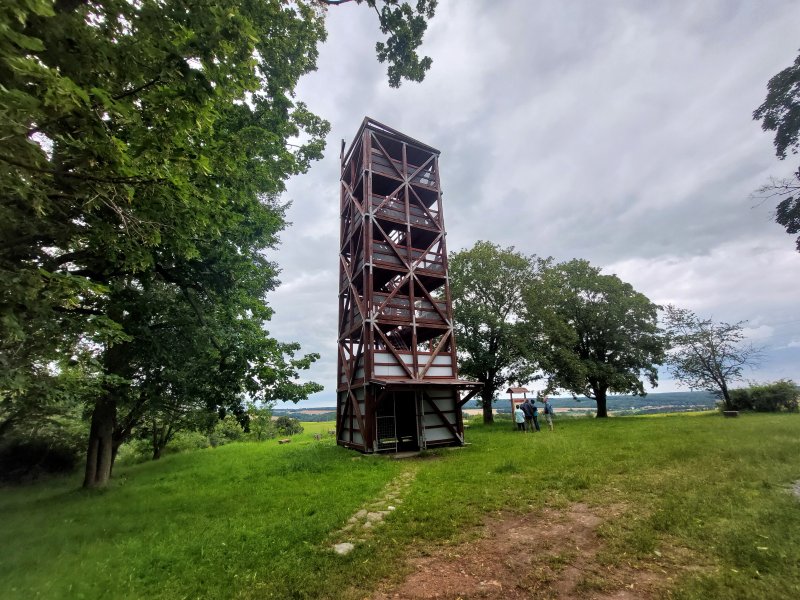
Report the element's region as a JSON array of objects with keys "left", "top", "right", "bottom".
[
  {"left": 282, "top": 391, "right": 719, "bottom": 421},
  {"left": 489, "top": 390, "right": 718, "bottom": 415},
  {"left": 1, "top": 413, "right": 799, "bottom": 599}
]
